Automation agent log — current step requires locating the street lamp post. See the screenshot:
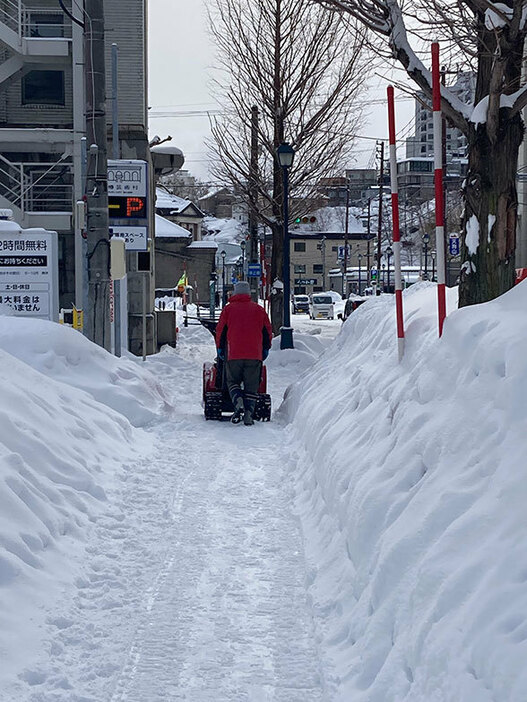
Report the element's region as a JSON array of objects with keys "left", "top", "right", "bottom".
[
  {"left": 221, "top": 250, "right": 227, "bottom": 307},
  {"left": 385, "top": 245, "right": 393, "bottom": 293},
  {"left": 240, "top": 239, "right": 246, "bottom": 280},
  {"left": 431, "top": 249, "right": 437, "bottom": 281},
  {"left": 382, "top": 263, "right": 386, "bottom": 291},
  {"left": 276, "top": 142, "right": 295, "bottom": 350},
  {"left": 358, "top": 253, "right": 363, "bottom": 295},
  {"left": 422, "top": 233, "right": 430, "bottom": 279}
]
